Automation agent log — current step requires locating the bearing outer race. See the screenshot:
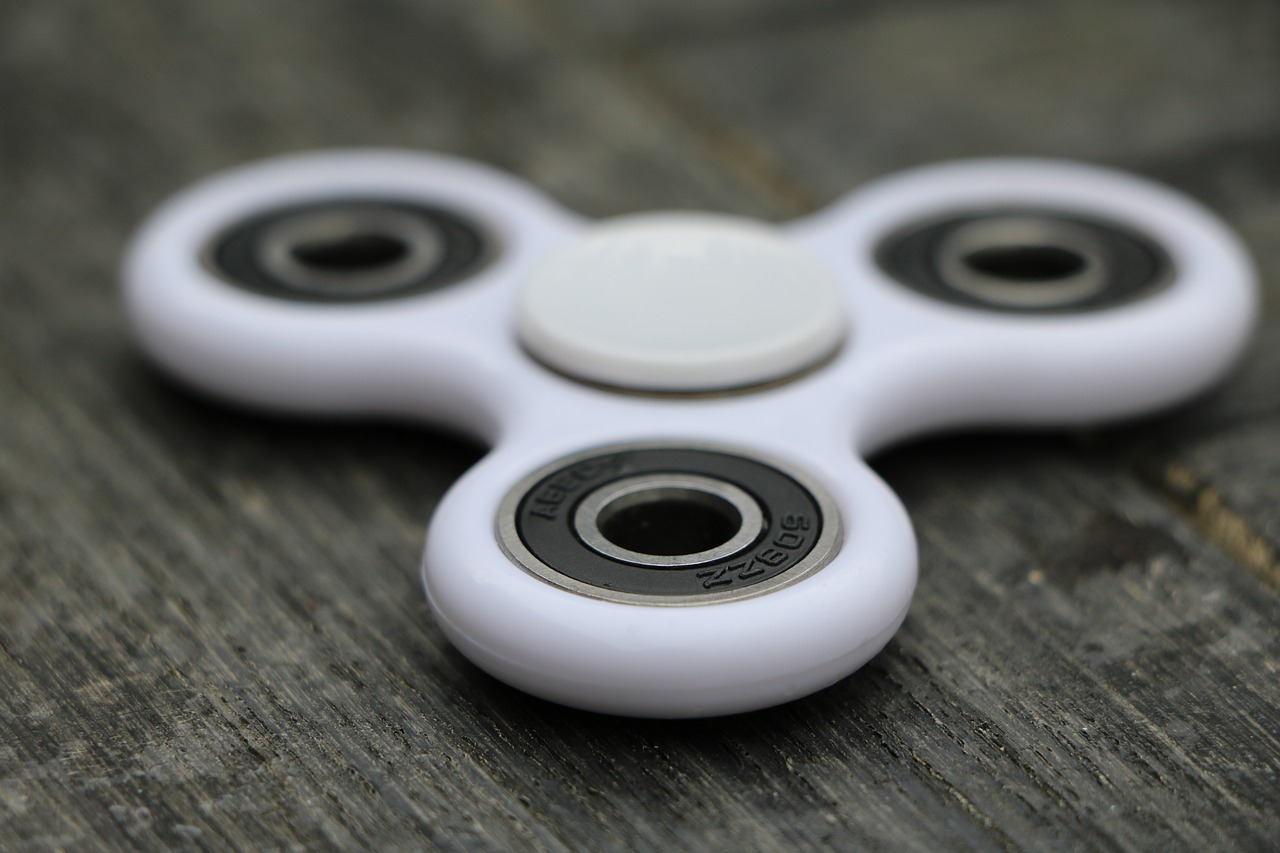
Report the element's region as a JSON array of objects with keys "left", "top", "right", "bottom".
[
  {"left": 875, "top": 208, "right": 1173, "bottom": 313},
  {"left": 209, "top": 198, "right": 491, "bottom": 302},
  {"left": 506, "top": 446, "right": 828, "bottom": 602}
]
